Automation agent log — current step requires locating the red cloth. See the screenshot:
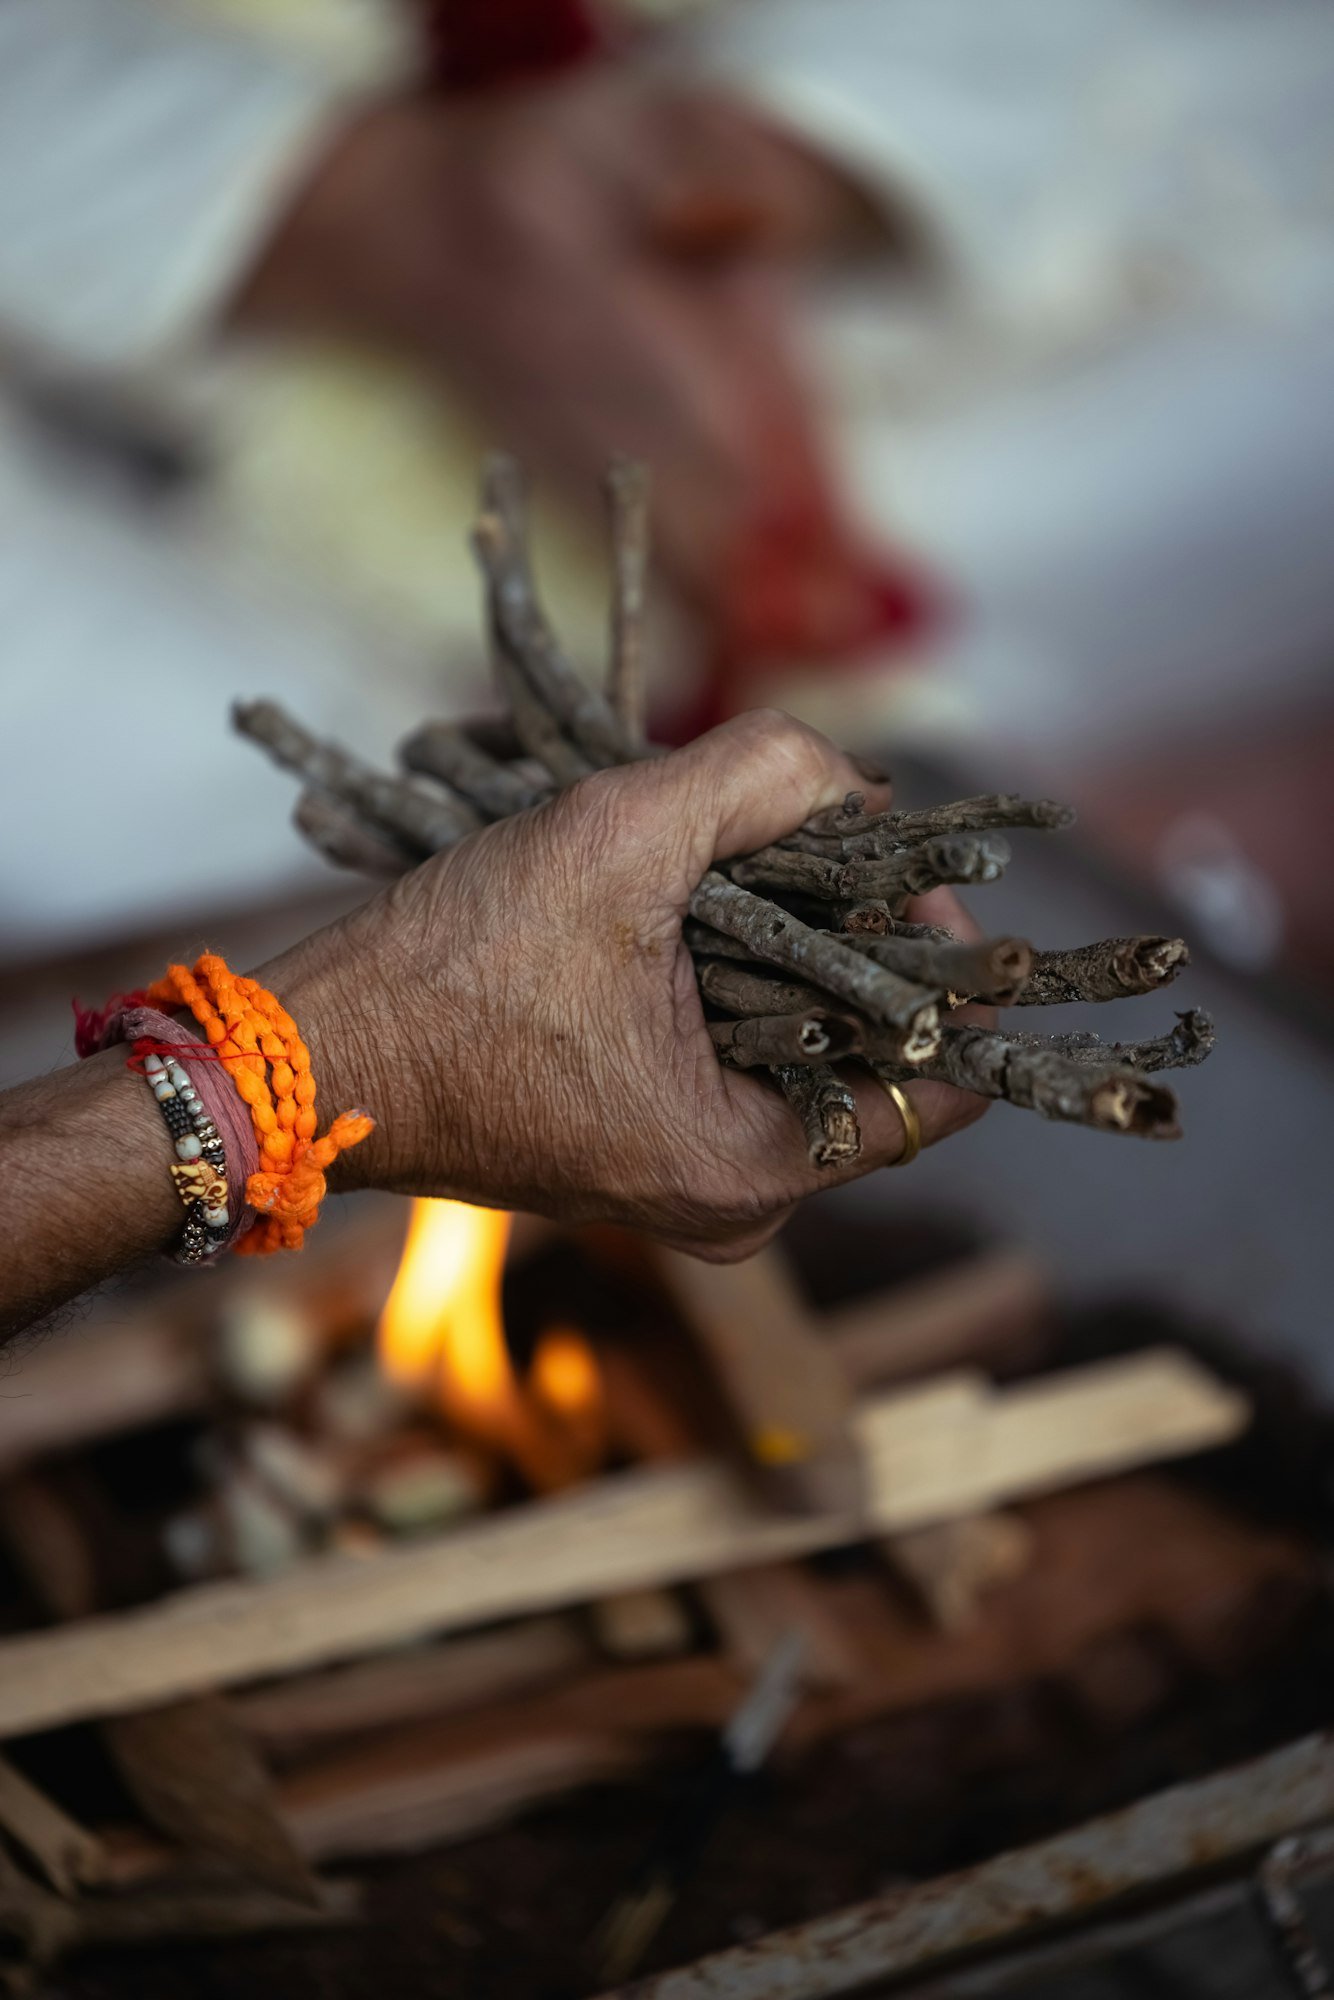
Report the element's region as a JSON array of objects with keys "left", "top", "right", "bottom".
[
  {"left": 419, "top": 0, "right": 603, "bottom": 90},
  {"left": 76, "top": 1000, "right": 259, "bottom": 1256}
]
